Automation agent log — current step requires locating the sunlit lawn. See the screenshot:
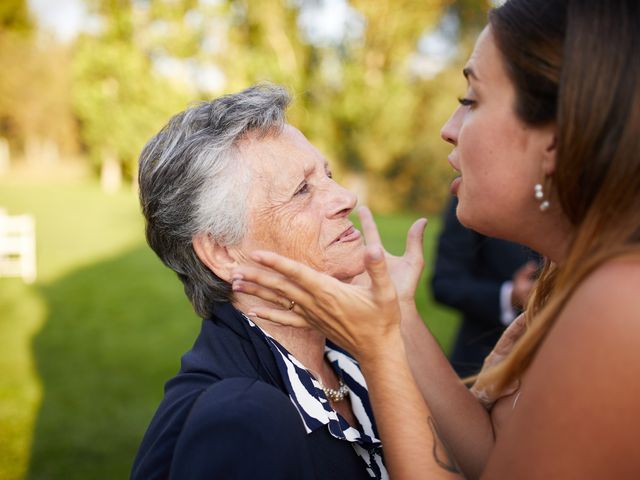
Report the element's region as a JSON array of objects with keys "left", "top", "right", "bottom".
[{"left": 0, "top": 178, "right": 458, "bottom": 479}]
